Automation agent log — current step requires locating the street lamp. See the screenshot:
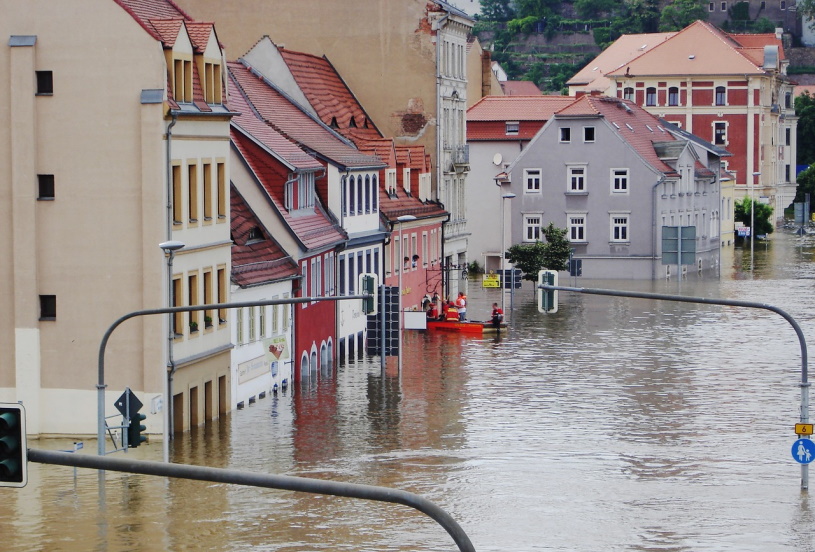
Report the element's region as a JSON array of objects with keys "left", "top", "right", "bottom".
[
  {"left": 396, "top": 215, "right": 416, "bottom": 371},
  {"left": 159, "top": 240, "right": 184, "bottom": 463},
  {"left": 501, "top": 193, "right": 516, "bottom": 315},
  {"left": 751, "top": 172, "right": 759, "bottom": 274}
]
